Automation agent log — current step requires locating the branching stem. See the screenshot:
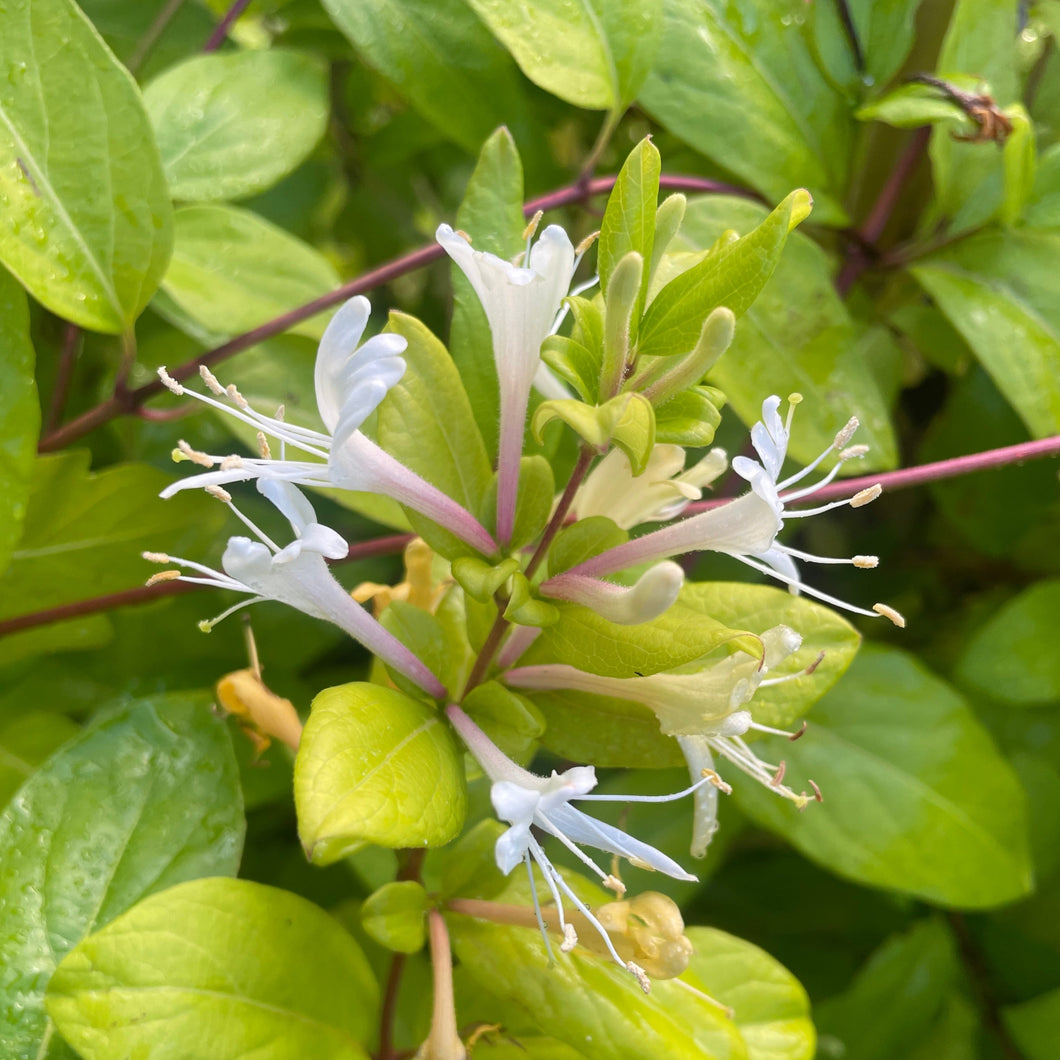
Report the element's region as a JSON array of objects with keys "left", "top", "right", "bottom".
[{"left": 36, "top": 175, "right": 755, "bottom": 453}]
